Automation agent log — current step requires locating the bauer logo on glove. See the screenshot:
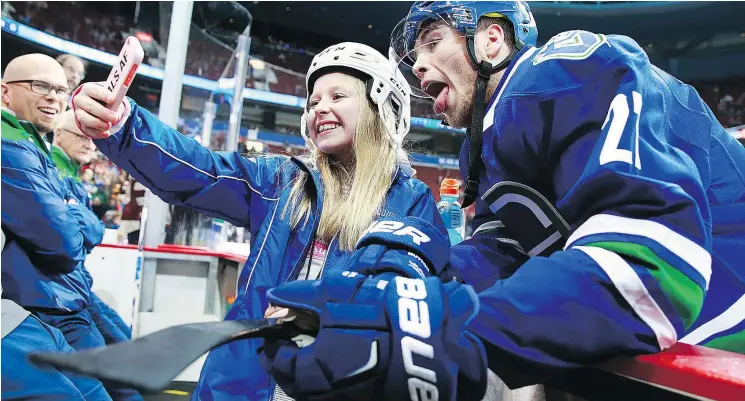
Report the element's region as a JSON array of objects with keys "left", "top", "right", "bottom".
[
  {"left": 361, "top": 219, "right": 431, "bottom": 245},
  {"left": 352, "top": 216, "right": 450, "bottom": 278},
  {"left": 259, "top": 271, "right": 487, "bottom": 401}
]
